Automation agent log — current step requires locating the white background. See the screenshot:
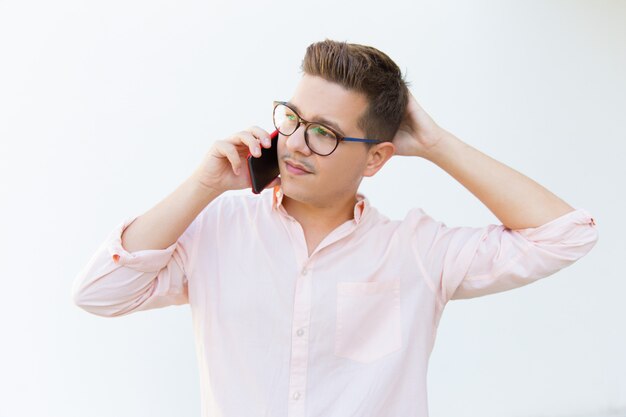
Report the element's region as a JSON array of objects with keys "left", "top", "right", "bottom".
[{"left": 0, "top": 0, "right": 624, "bottom": 416}]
